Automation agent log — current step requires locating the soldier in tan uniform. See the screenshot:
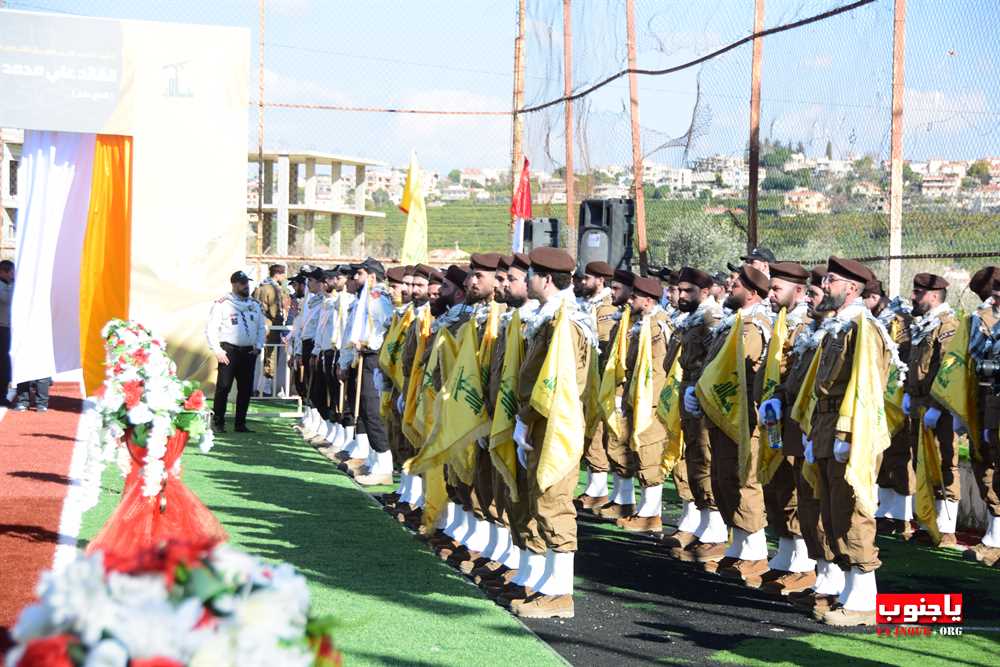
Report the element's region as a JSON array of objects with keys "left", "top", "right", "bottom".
[
  {"left": 809, "top": 256, "right": 895, "bottom": 626},
  {"left": 904, "top": 273, "right": 961, "bottom": 546},
  {"left": 615, "top": 275, "right": 673, "bottom": 533},
  {"left": 663, "top": 267, "right": 725, "bottom": 555},
  {"left": 685, "top": 264, "right": 772, "bottom": 581},
  {"left": 252, "top": 263, "right": 286, "bottom": 395},
  {"left": 575, "top": 260, "right": 620, "bottom": 510},
  {"left": 966, "top": 267, "right": 1000, "bottom": 567},
  {"left": 508, "top": 247, "right": 594, "bottom": 619}
]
